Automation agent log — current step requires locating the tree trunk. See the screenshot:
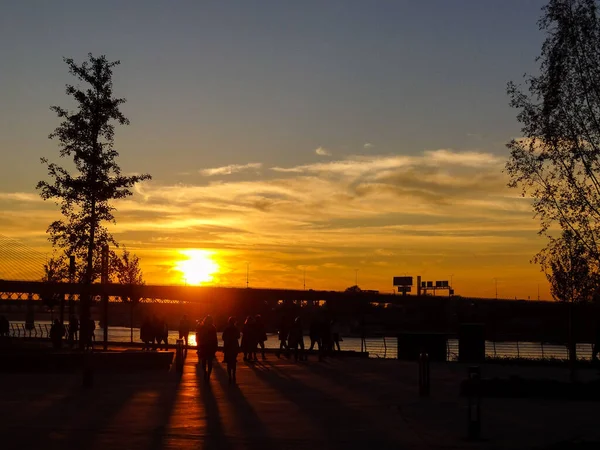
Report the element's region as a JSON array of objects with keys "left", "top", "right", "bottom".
[
  {"left": 80, "top": 197, "right": 96, "bottom": 351},
  {"left": 569, "top": 300, "right": 577, "bottom": 382}
]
